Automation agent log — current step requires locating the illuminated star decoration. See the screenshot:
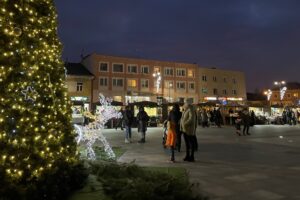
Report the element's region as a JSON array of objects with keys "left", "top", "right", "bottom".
[{"left": 21, "top": 86, "right": 38, "bottom": 101}]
